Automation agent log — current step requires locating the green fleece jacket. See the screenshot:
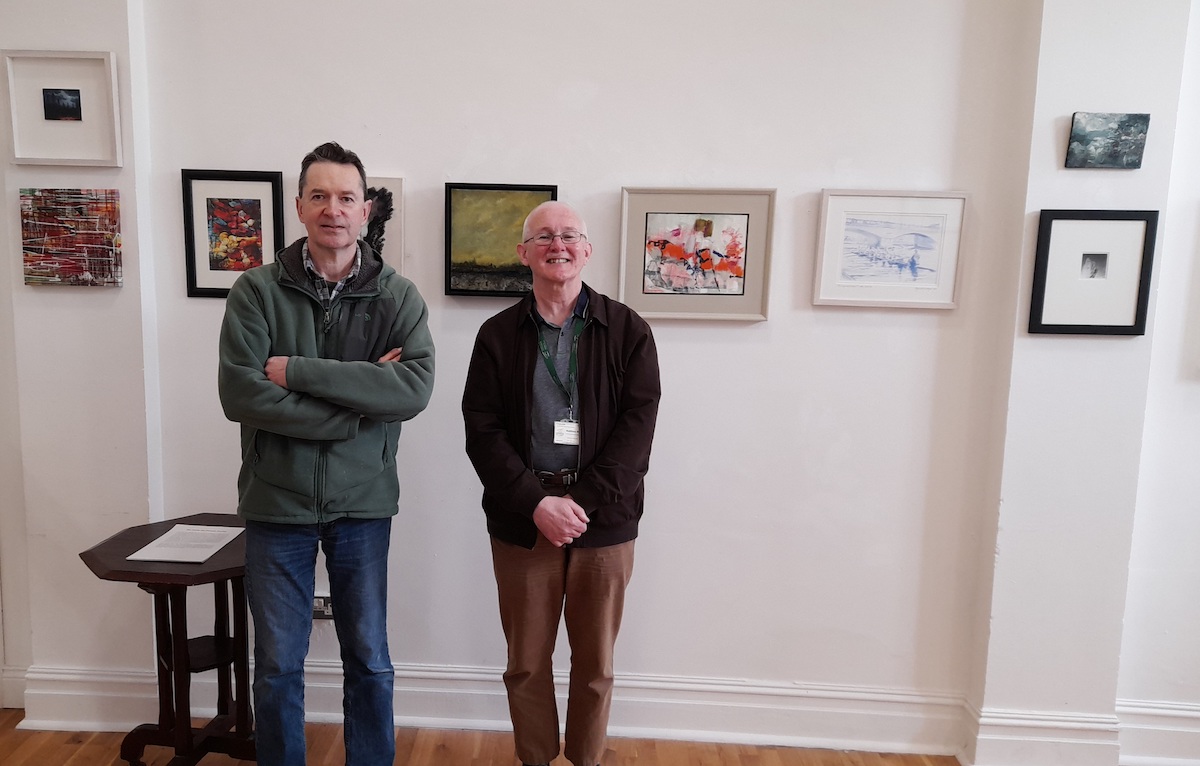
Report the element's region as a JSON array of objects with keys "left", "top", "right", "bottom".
[{"left": 218, "top": 238, "right": 435, "bottom": 524}]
